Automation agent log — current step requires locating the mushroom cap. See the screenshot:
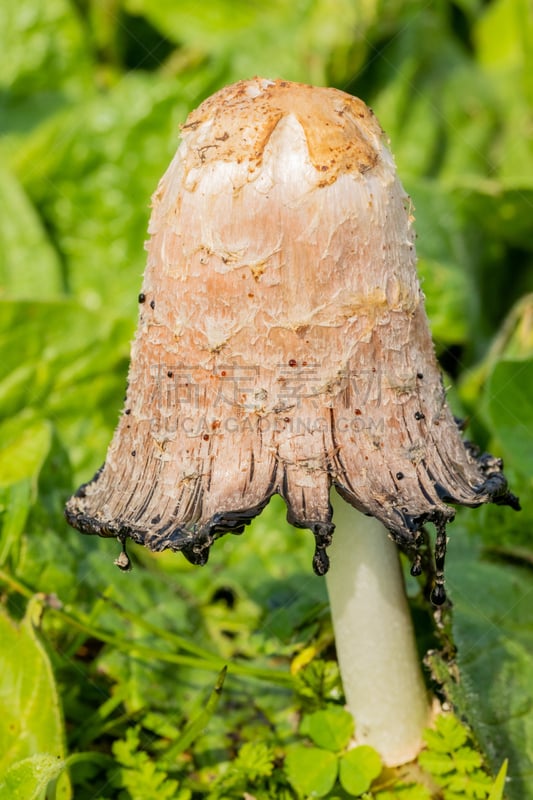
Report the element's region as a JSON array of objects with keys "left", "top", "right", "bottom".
[{"left": 66, "top": 78, "right": 518, "bottom": 575}]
